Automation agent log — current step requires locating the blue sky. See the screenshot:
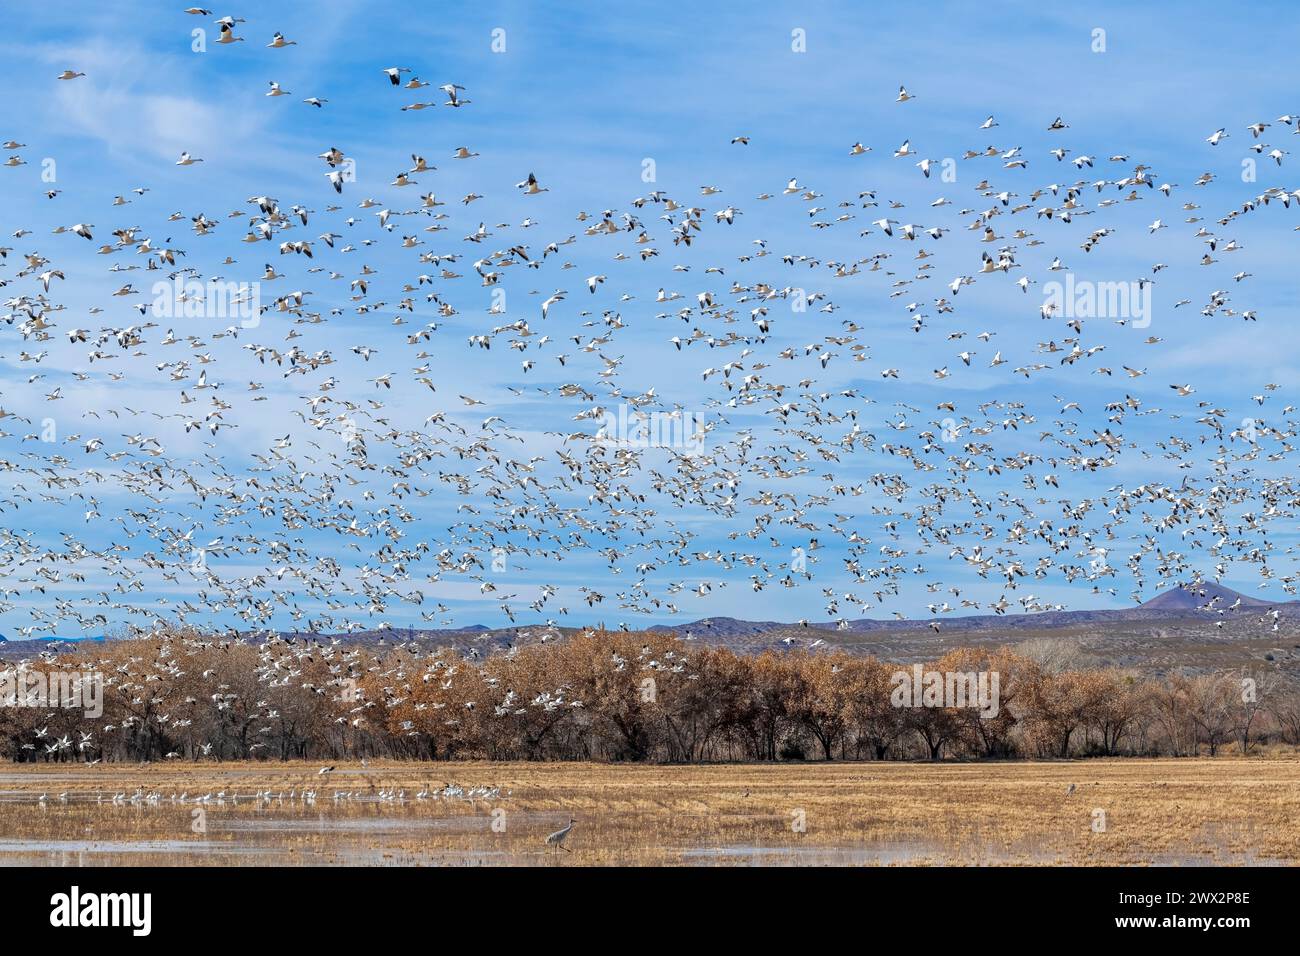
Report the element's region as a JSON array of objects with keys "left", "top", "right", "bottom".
[{"left": 0, "top": 1, "right": 1298, "bottom": 638}]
